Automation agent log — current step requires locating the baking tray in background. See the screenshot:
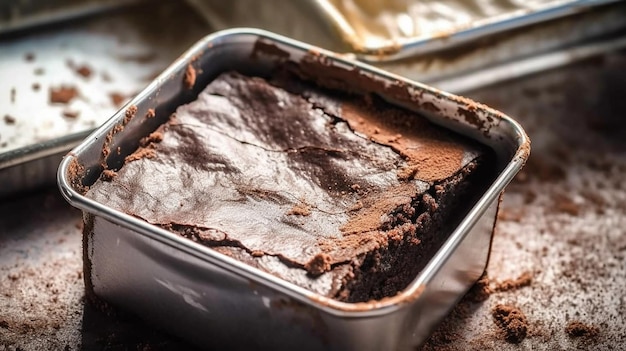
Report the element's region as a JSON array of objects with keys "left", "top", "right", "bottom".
[
  {"left": 0, "top": 0, "right": 211, "bottom": 199},
  {"left": 187, "top": 0, "right": 625, "bottom": 60},
  {"left": 0, "top": 0, "right": 140, "bottom": 34},
  {"left": 188, "top": 0, "right": 626, "bottom": 85},
  {"left": 314, "top": 0, "right": 623, "bottom": 60}
]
